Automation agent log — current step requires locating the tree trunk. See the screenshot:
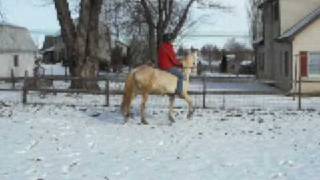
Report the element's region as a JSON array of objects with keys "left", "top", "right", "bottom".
[
  {"left": 54, "top": 0, "right": 103, "bottom": 90},
  {"left": 53, "top": 0, "right": 76, "bottom": 74},
  {"left": 148, "top": 26, "right": 157, "bottom": 64},
  {"left": 71, "top": 0, "right": 102, "bottom": 90}
]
